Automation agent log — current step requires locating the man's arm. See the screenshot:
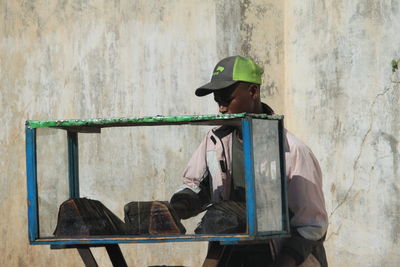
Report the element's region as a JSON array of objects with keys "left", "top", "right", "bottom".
[
  {"left": 170, "top": 181, "right": 210, "bottom": 219},
  {"left": 170, "top": 133, "right": 211, "bottom": 219},
  {"left": 281, "top": 132, "right": 328, "bottom": 265}
]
